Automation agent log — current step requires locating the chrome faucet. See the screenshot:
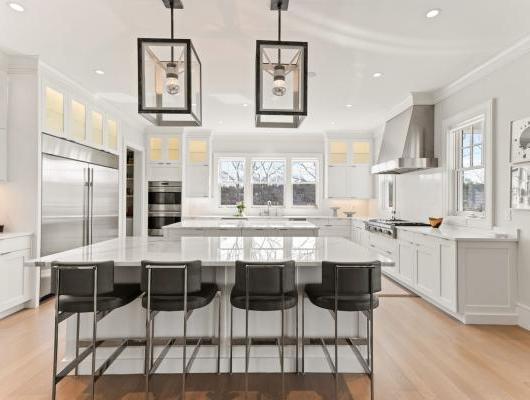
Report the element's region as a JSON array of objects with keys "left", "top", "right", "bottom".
[{"left": 266, "top": 200, "right": 272, "bottom": 216}]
